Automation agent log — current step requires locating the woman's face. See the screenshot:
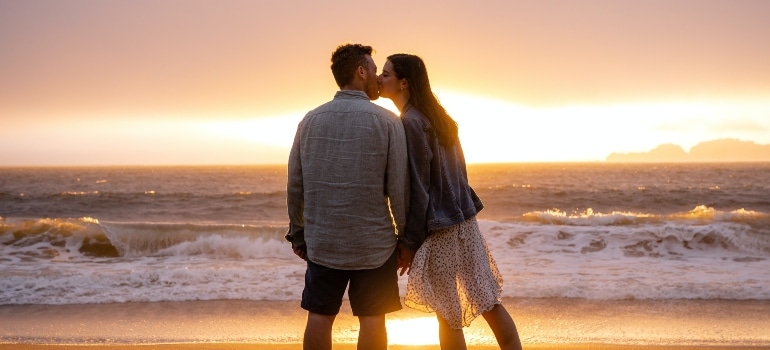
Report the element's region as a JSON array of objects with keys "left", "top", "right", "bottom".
[{"left": 378, "top": 60, "right": 402, "bottom": 100}]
